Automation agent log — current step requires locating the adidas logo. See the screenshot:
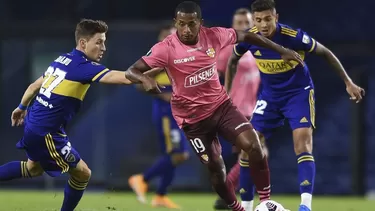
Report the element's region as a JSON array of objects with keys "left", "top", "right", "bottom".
[
  {"left": 300, "top": 117, "right": 308, "bottom": 123},
  {"left": 300, "top": 180, "right": 311, "bottom": 186},
  {"left": 239, "top": 188, "right": 247, "bottom": 194},
  {"left": 254, "top": 50, "right": 262, "bottom": 56}
]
